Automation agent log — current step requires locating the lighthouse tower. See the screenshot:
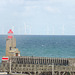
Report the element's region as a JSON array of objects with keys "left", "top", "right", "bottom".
[{"left": 6, "top": 29, "right": 20, "bottom": 57}]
